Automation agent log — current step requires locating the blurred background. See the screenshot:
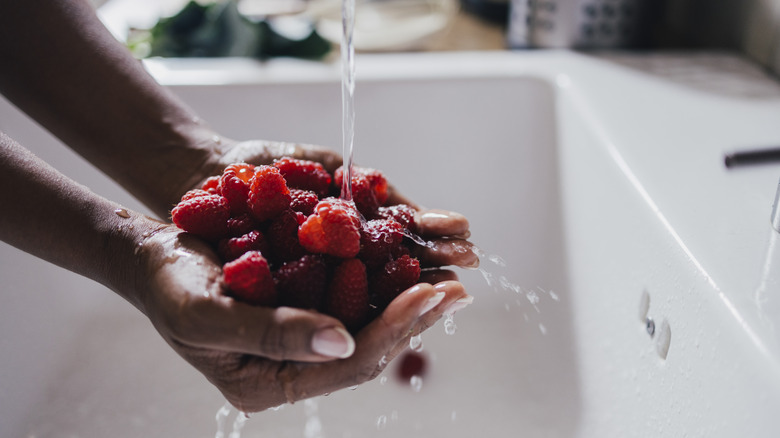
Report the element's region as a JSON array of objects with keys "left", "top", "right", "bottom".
[{"left": 92, "top": 0, "right": 780, "bottom": 77}]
